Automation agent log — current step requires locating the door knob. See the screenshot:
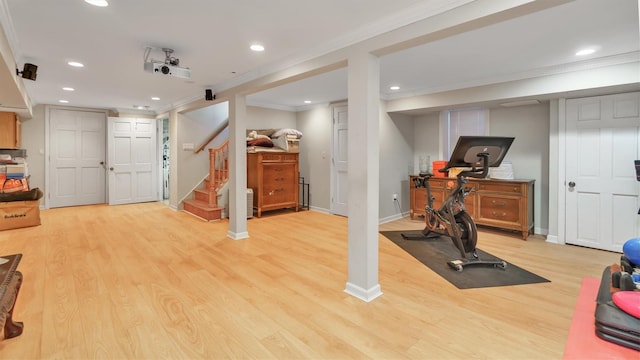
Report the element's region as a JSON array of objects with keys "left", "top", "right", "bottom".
[
  {"left": 109, "top": 167, "right": 114, "bottom": 171},
  {"left": 100, "top": 161, "right": 104, "bottom": 165},
  {"left": 568, "top": 181, "right": 576, "bottom": 188}
]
